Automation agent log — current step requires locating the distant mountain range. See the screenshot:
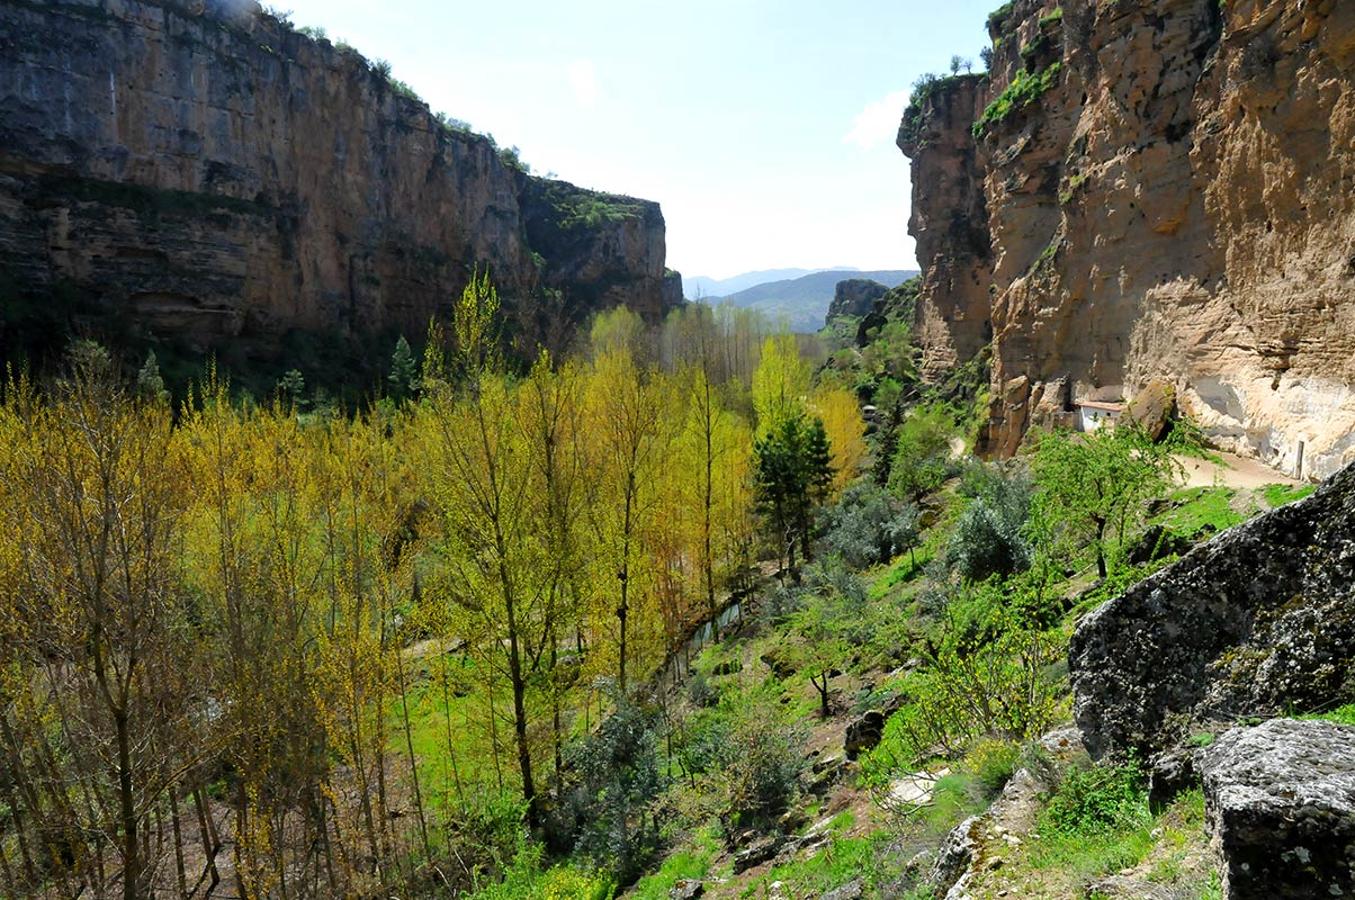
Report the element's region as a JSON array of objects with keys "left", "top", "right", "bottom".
[
  {"left": 692, "top": 269, "right": 918, "bottom": 333},
  {"left": 683, "top": 268, "right": 850, "bottom": 300}
]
